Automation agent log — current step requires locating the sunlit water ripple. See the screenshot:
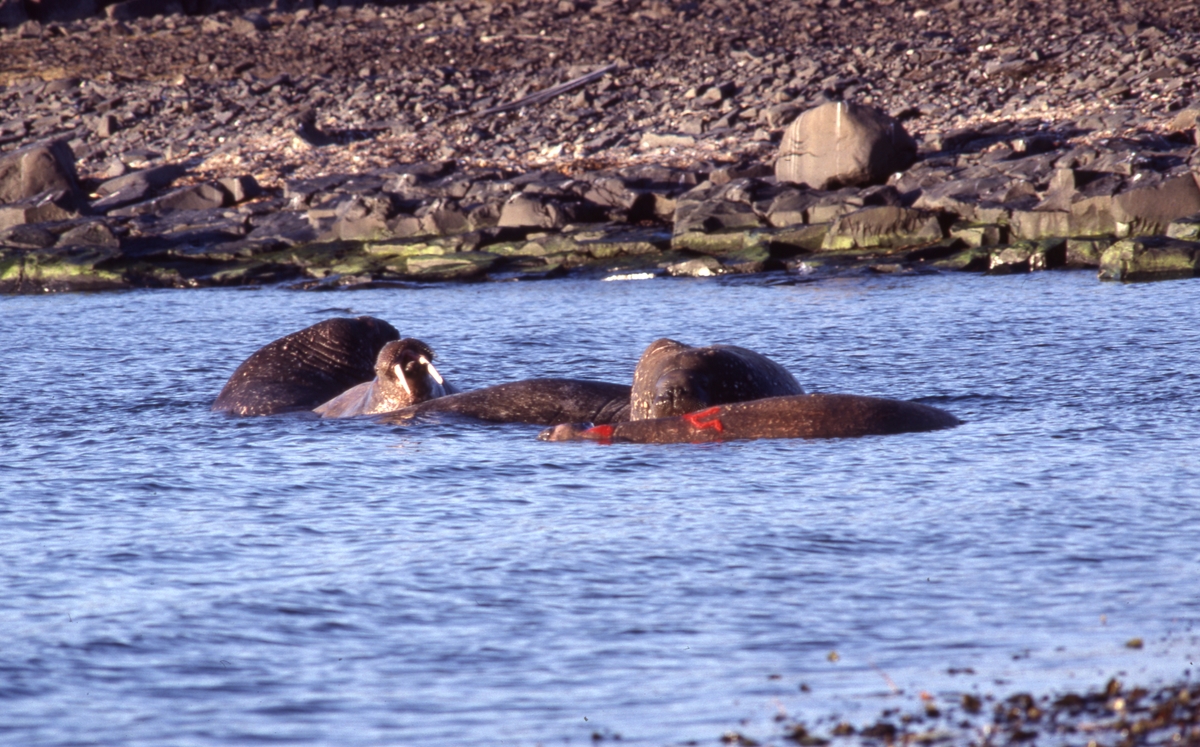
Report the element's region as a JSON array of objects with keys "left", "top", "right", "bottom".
[{"left": 2, "top": 271, "right": 1198, "bottom": 746}]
